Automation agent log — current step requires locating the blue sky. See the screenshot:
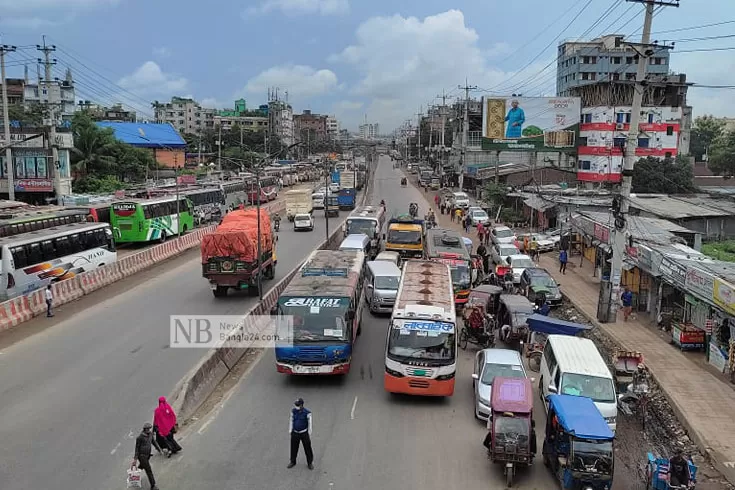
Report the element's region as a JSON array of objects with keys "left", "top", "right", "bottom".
[{"left": 0, "top": 0, "right": 733, "bottom": 131}]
